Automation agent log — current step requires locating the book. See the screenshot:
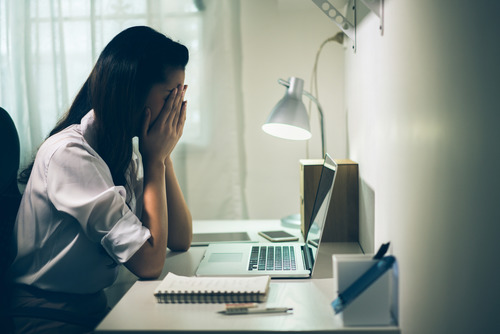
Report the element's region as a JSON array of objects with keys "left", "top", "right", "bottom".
[{"left": 154, "top": 273, "right": 271, "bottom": 303}]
